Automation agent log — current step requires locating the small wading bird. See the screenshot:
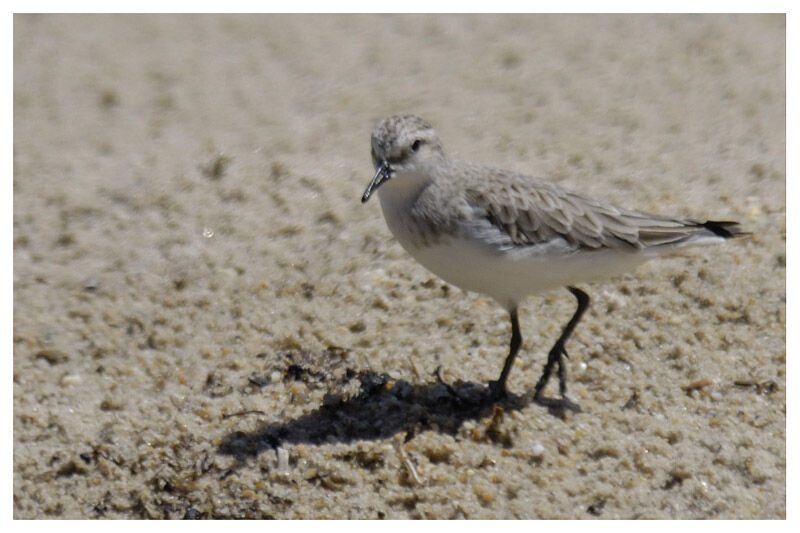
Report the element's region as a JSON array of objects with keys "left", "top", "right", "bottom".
[{"left": 361, "top": 115, "right": 743, "bottom": 411}]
